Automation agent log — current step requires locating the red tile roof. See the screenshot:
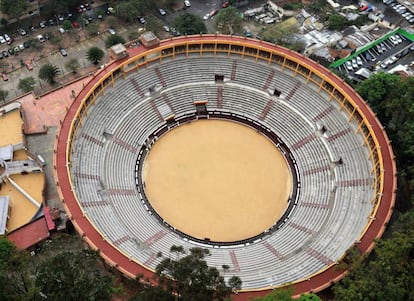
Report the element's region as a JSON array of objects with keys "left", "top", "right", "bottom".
[{"left": 7, "top": 217, "right": 50, "bottom": 249}]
